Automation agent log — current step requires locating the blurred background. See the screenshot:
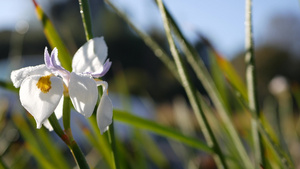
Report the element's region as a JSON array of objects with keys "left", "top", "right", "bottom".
[{"left": 1, "top": 0, "right": 300, "bottom": 168}]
